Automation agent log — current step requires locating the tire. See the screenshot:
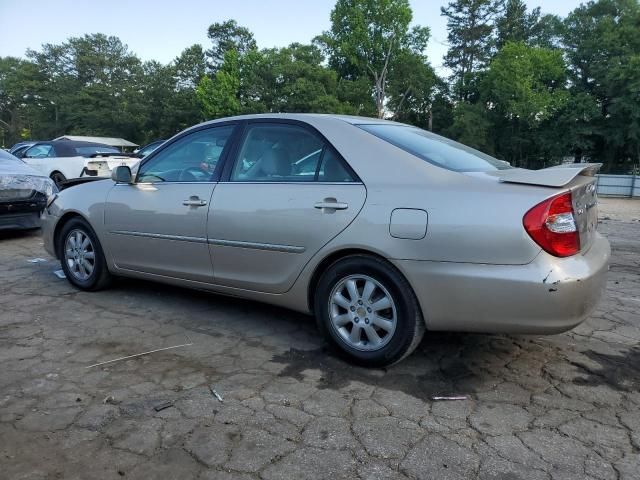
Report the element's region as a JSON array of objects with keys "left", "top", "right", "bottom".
[
  {"left": 314, "top": 254, "right": 425, "bottom": 367},
  {"left": 50, "top": 172, "right": 67, "bottom": 189},
  {"left": 57, "top": 217, "right": 111, "bottom": 291}
]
